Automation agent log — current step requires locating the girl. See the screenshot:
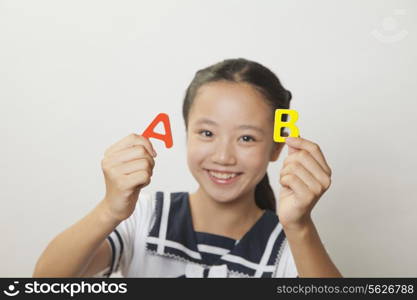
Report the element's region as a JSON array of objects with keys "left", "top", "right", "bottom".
[{"left": 33, "top": 58, "right": 341, "bottom": 278}]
